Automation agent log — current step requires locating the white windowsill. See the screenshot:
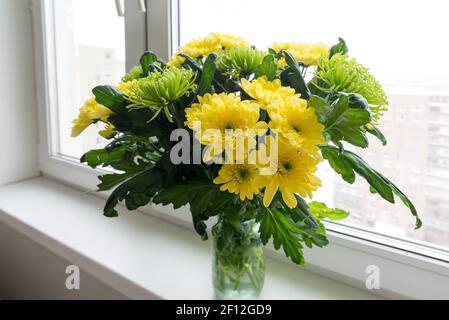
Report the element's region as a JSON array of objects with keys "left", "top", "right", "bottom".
[{"left": 0, "top": 177, "right": 379, "bottom": 300}]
